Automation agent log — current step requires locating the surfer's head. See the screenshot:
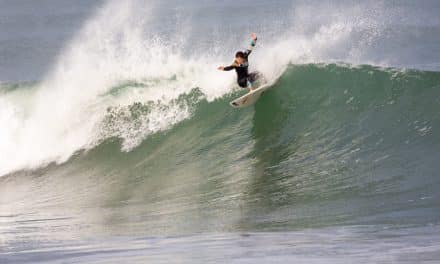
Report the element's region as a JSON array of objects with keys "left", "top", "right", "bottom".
[{"left": 235, "top": 51, "right": 246, "bottom": 64}]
